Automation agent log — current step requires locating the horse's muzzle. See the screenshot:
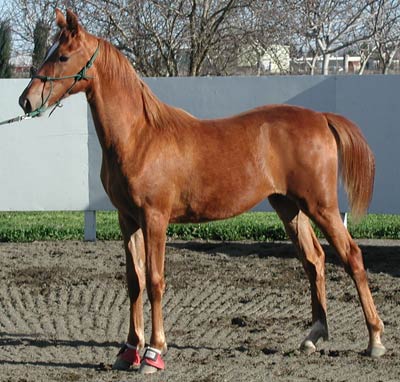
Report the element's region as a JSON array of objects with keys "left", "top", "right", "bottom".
[{"left": 19, "top": 94, "right": 33, "bottom": 114}]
